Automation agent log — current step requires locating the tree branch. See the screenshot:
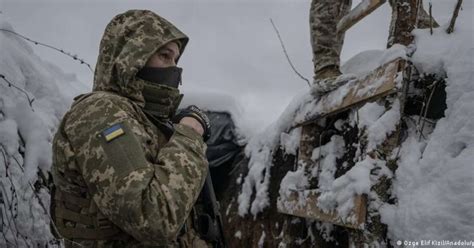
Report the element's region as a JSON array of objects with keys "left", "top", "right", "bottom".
[
  {"left": 270, "top": 19, "right": 311, "bottom": 87},
  {"left": 446, "top": 0, "right": 463, "bottom": 34}
]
